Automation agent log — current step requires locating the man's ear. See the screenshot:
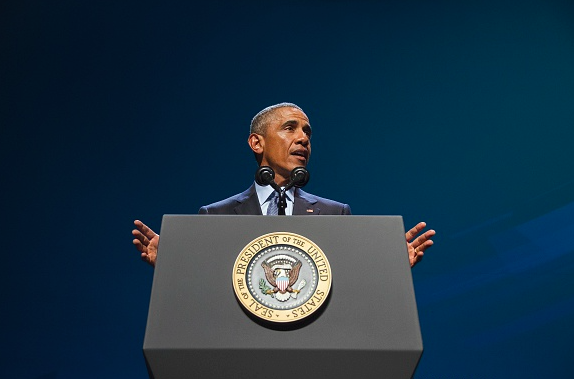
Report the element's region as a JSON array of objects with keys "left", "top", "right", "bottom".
[{"left": 248, "top": 133, "right": 264, "bottom": 154}]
